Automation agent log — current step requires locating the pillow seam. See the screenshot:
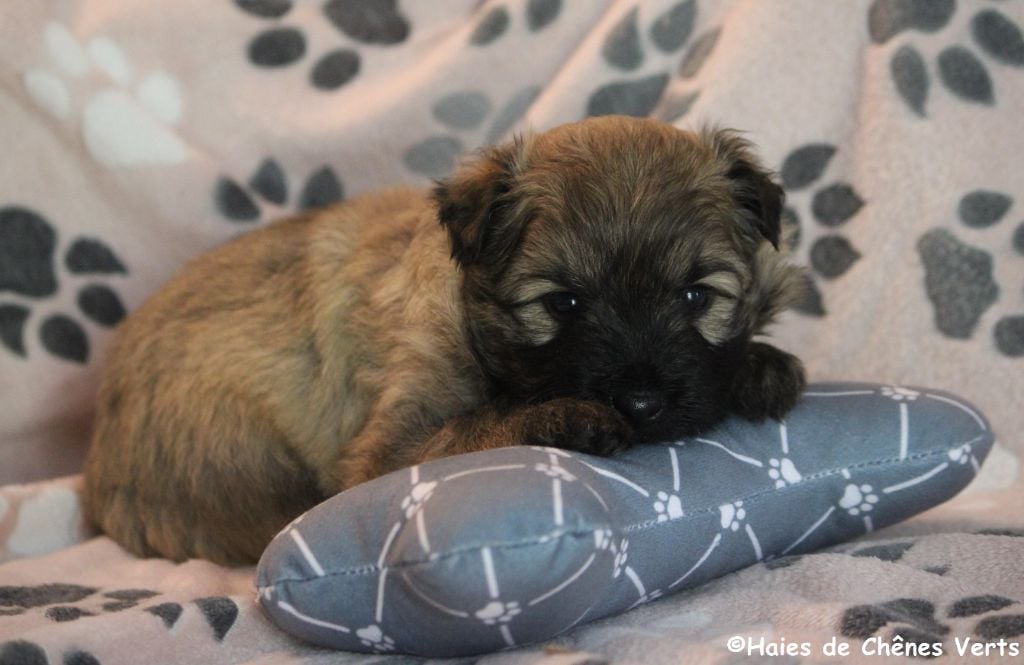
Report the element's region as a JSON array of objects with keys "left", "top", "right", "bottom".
[
  {"left": 264, "top": 527, "right": 603, "bottom": 586},
  {"left": 264, "top": 437, "right": 986, "bottom": 587}
]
